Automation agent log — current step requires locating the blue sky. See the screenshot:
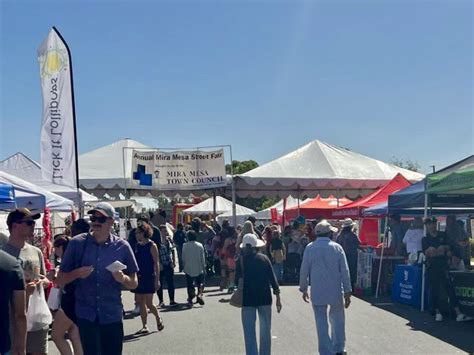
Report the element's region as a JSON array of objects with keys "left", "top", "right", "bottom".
[{"left": 1, "top": 0, "right": 472, "bottom": 174}]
